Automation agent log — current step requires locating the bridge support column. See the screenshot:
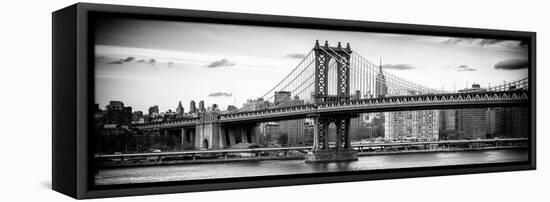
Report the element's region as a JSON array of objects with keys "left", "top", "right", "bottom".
[
  {"left": 228, "top": 128, "right": 236, "bottom": 146},
  {"left": 218, "top": 126, "right": 227, "bottom": 149},
  {"left": 195, "top": 121, "right": 222, "bottom": 150},
  {"left": 305, "top": 115, "right": 358, "bottom": 163},
  {"left": 251, "top": 123, "right": 262, "bottom": 145},
  {"left": 180, "top": 128, "right": 187, "bottom": 150},
  {"left": 312, "top": 116, "right": 319, "bottom": 151},
  {"left": 240, "top": 128, "right": 248, "bottom": 144}
]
